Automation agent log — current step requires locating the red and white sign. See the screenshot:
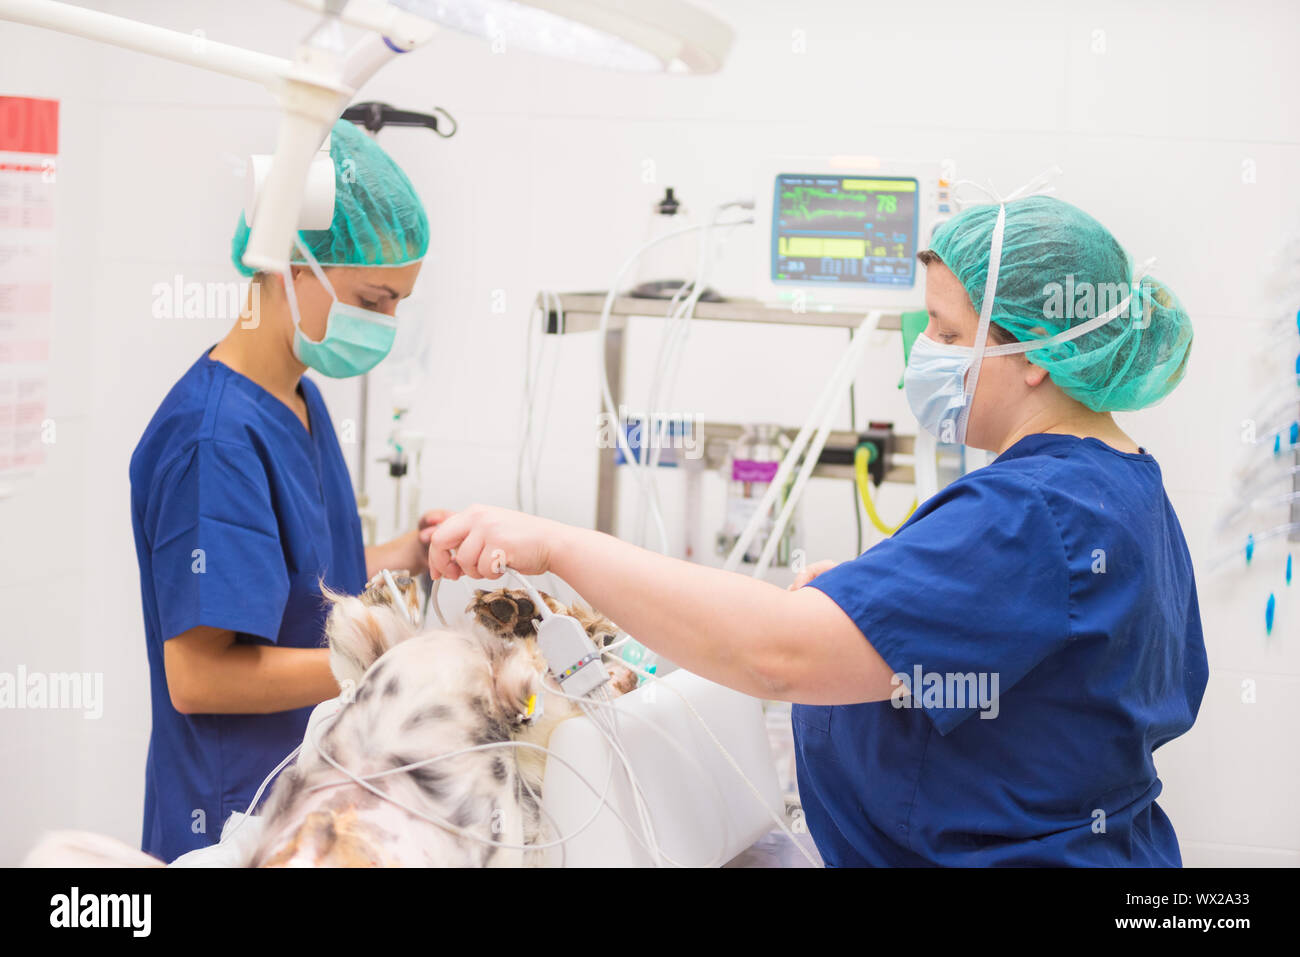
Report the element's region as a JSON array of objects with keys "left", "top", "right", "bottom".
[{"left": 0, "top": 95, "right": 58, "bottom": 480}]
